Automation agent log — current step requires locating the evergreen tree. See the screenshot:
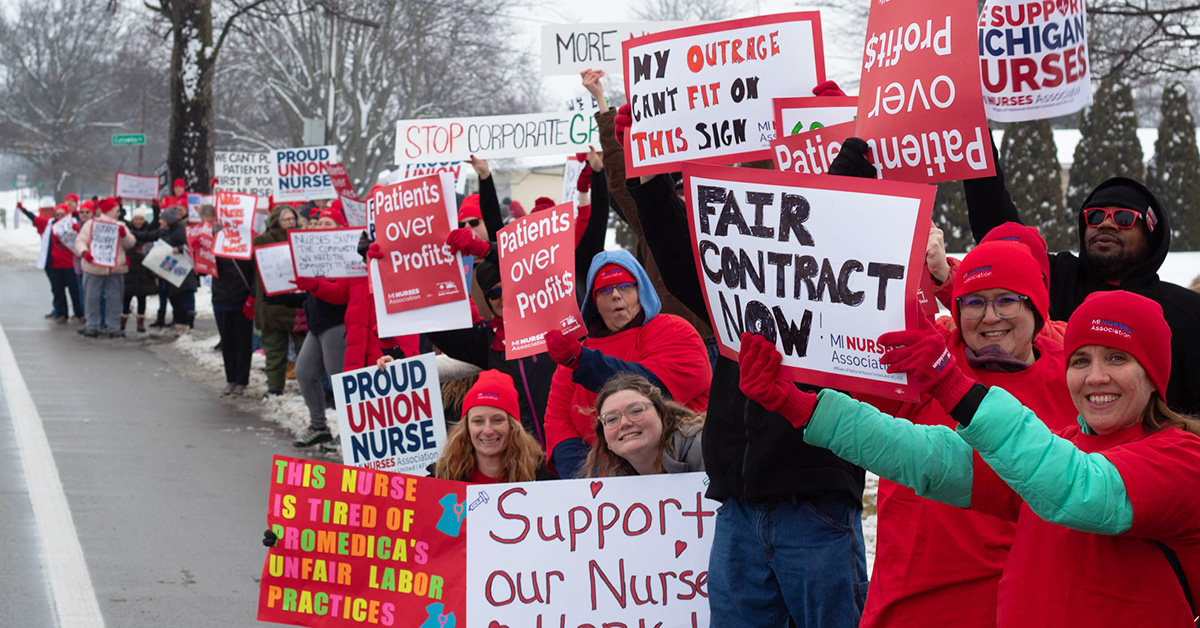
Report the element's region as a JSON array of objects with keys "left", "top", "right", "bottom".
[
  {"left": 1000, "top": 120, "right": 1072, "bottom": 250},
  {"left": 933, "top": 181, "right": 973, "bottom": 252},
  {"left": 1148, "top": 83, "right": 1200, "bottom": 251},
  {"left": 1067, "top": 78, "right": 1145, "bottom": 248}
]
